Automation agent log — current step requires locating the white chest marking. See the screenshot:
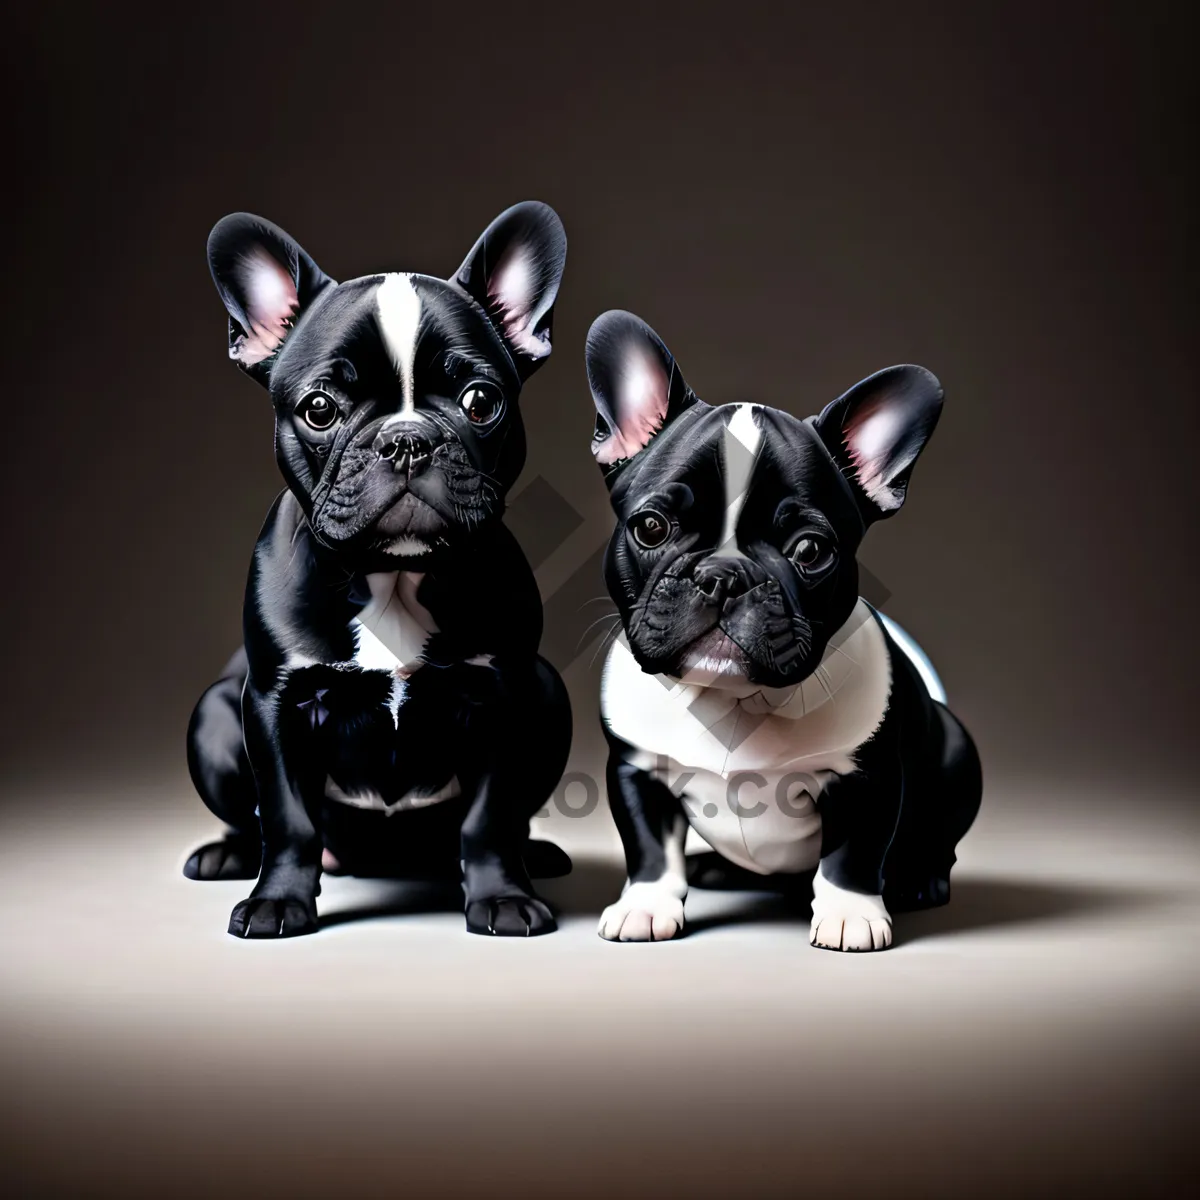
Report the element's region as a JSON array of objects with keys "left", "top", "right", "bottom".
[
  {"left": 330, "top": 571, "right": 454, "bottom": 813},
  {"left": 602, "top": 600, "right": 893, "bottom": 875},
  {"left": 375, "top": 273, "right": 423, "bottom": 414},
  {"left": 351, "top": 571, "right": 438, "bottom": 678},
  {"left": 629, "top": 754, "right": 830, "bottom": 875}
]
